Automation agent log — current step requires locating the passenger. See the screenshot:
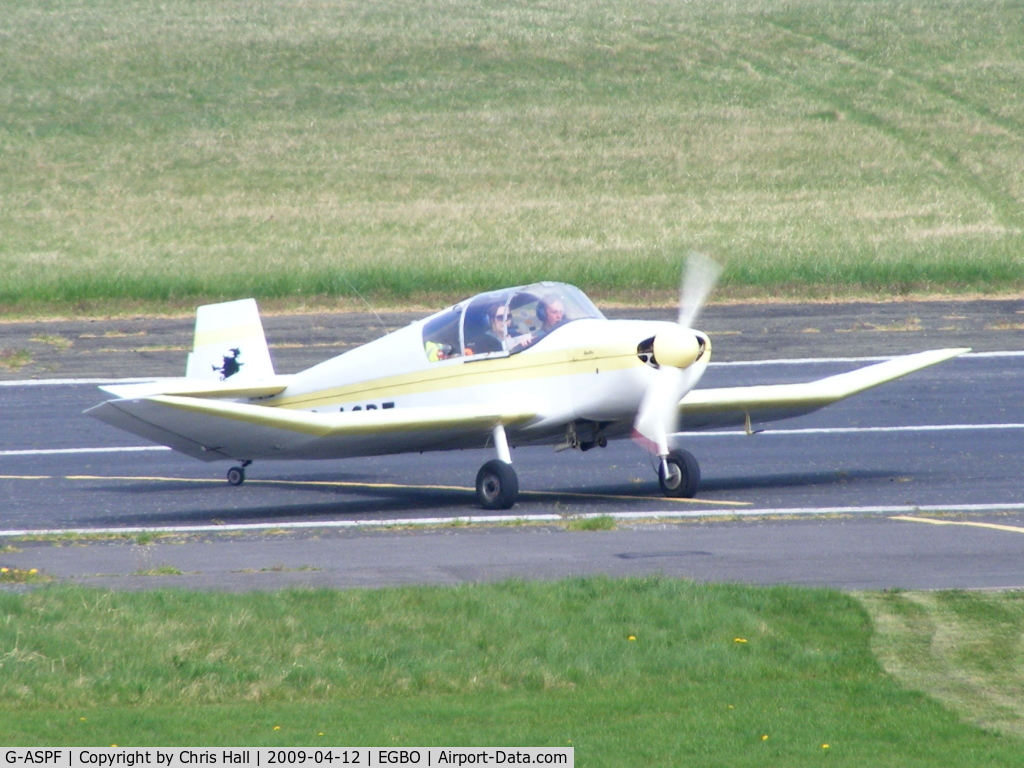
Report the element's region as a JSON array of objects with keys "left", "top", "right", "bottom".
[
  {"left": 425, "top": 341, "right": 452, "bottom": 361},
  {"left": 467, "top": 303, "right": 510, "bottom": 354}
]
